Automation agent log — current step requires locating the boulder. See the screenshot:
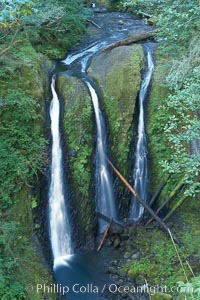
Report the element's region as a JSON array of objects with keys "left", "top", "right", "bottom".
[
  {"left": 89, "top": 44, "right": 143, "bottom": 211},
  {"left": 57, "top": 75, "right": 96, "bottom": 249}
]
